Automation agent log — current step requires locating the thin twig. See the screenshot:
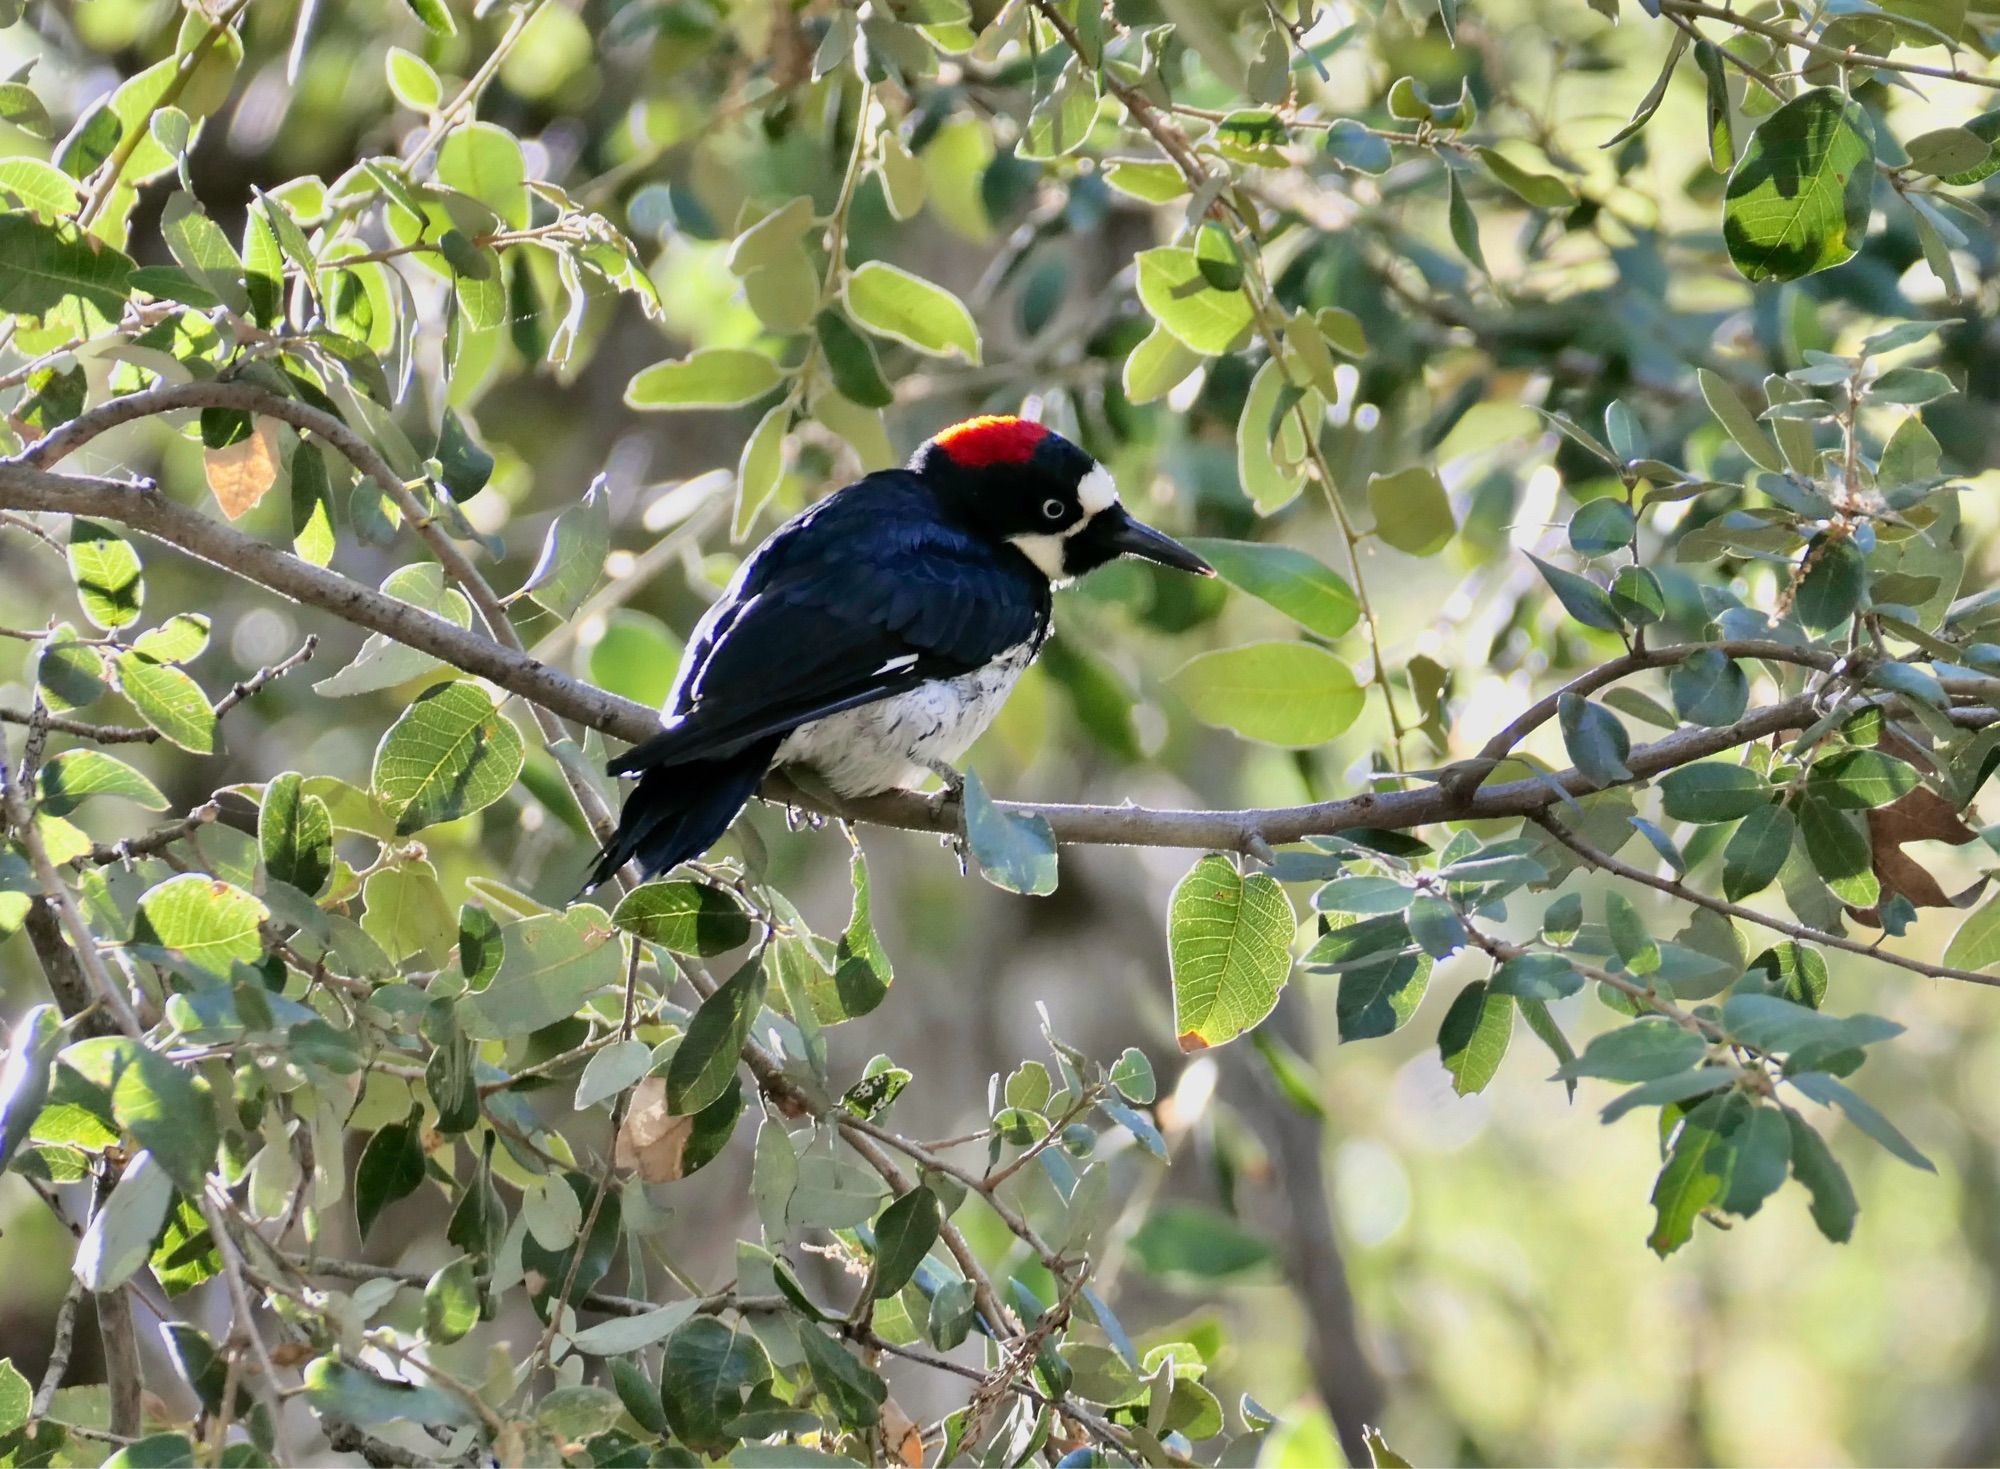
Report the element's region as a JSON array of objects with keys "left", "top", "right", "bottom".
[{"left": 1532, "top": 812, "right": 2000, "bottom": 990}]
